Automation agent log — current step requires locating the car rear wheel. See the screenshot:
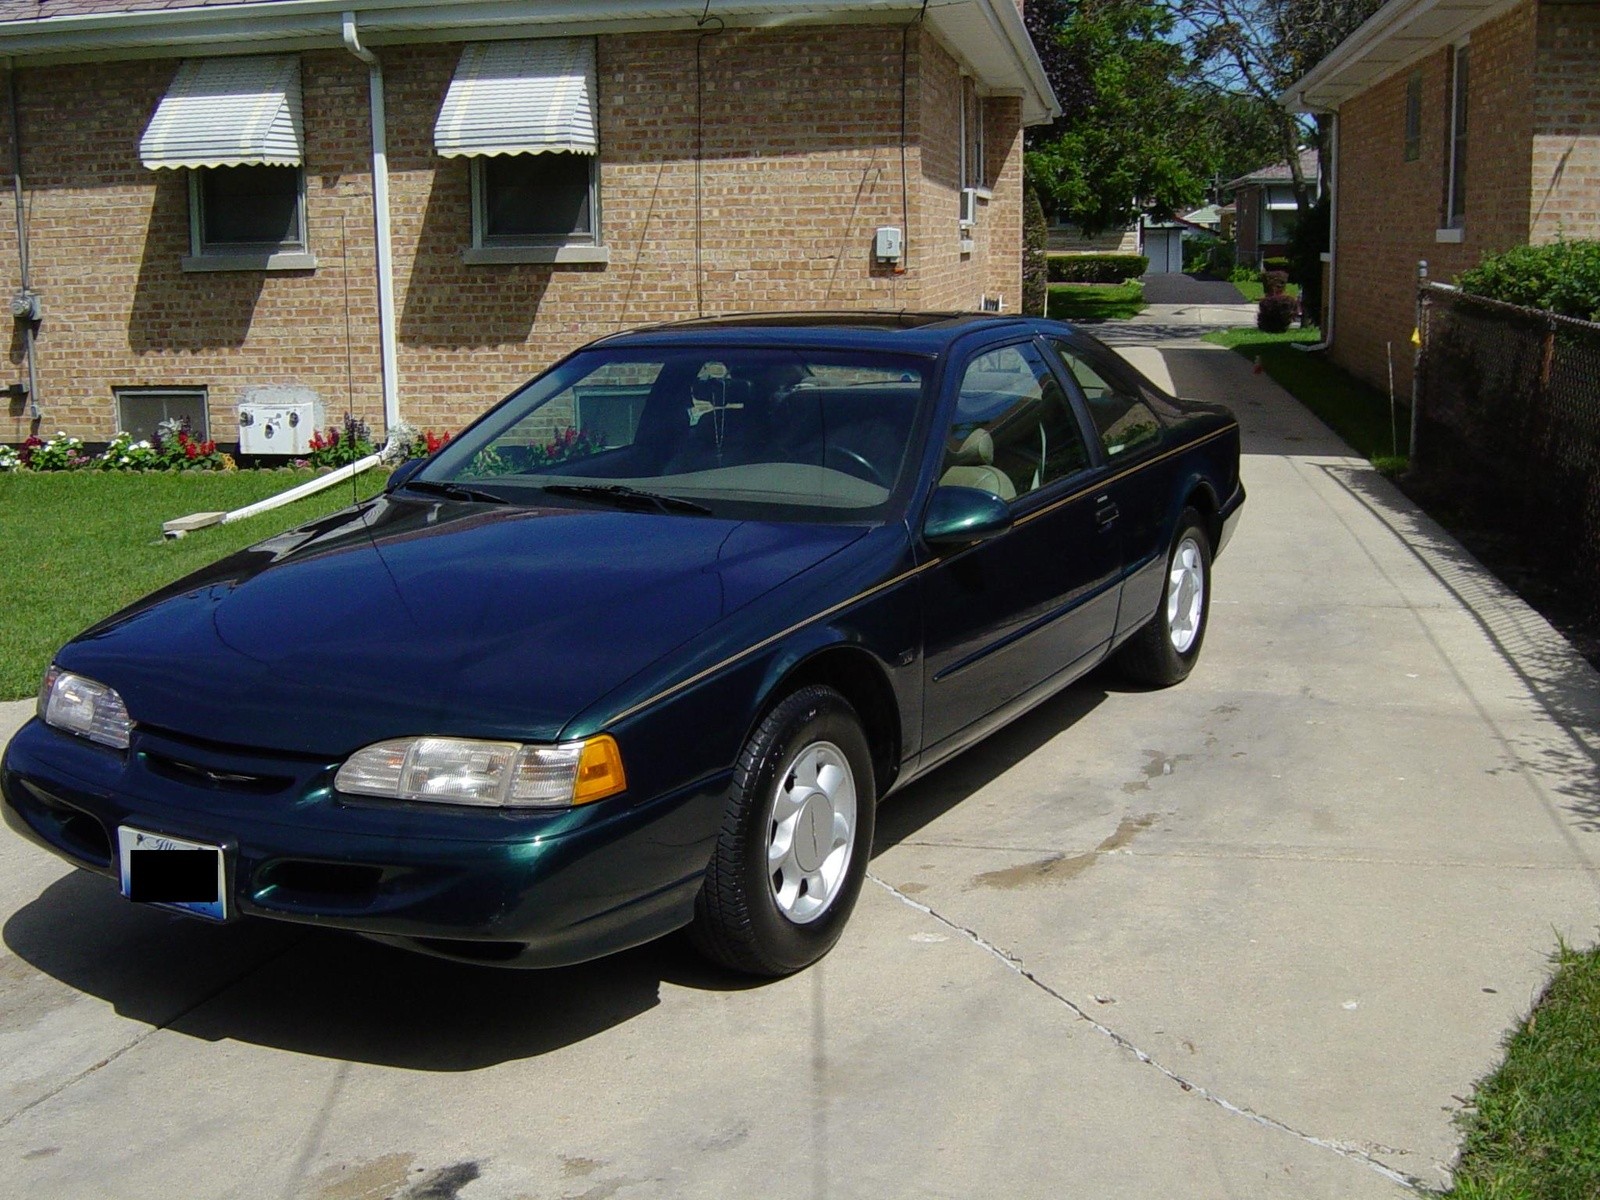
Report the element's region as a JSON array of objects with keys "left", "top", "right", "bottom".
[
  {"left": 690, "top": 685, "right": 876, "bottom": 976},
  {"left": 1116, "top": 507, "right": 1212, "bottom": 687}
]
